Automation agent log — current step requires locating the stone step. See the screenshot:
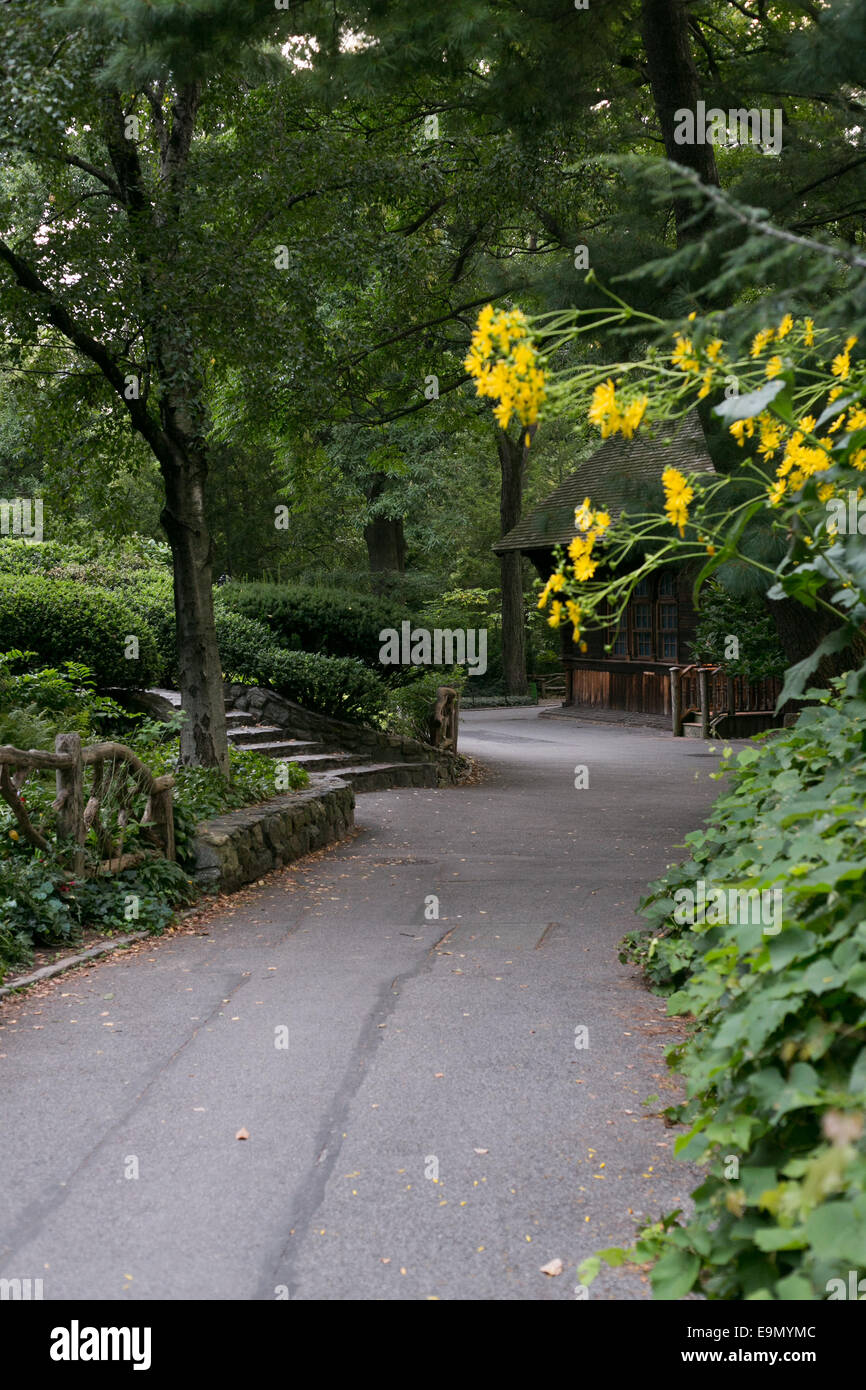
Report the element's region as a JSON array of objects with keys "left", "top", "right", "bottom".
[
  {"left": 226, "top": 724, "right": 318, "bottom": 749},
  {"left": 232, "top": 743, "right": 358, "bottom": 771},
  {"left": 311, "top": 761, "right": 438, "bottom": 793},
  {"left": 225, "top": 709, "right": 254, "bottom": 728}
]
